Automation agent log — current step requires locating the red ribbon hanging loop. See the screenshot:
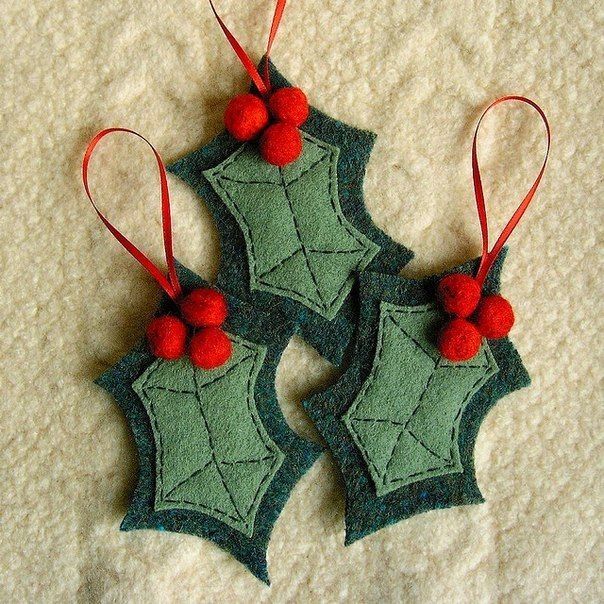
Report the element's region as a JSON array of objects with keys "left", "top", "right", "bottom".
[
  {"left": 472, "top": 96, "right": 551, "bottom": 286},
  {"left": 208, "top": 0, "right": 287, "bottom": 95},
  {"left": 82, "top": 128, "right": 182, "bottom": 301}
]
